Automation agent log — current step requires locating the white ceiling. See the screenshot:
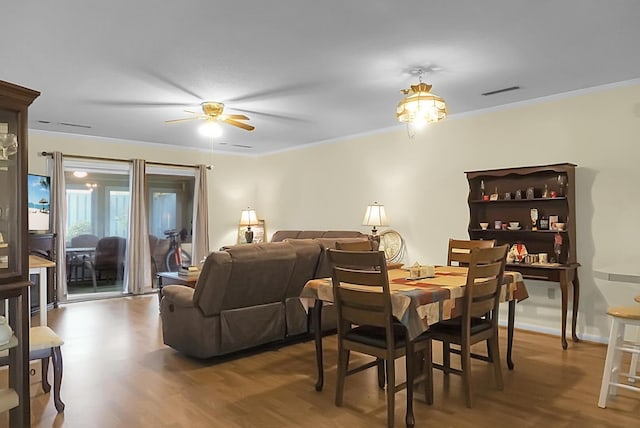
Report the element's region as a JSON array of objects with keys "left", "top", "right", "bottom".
[{"left": 4, "top": 1, "right": 640, "bottom": 155}]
